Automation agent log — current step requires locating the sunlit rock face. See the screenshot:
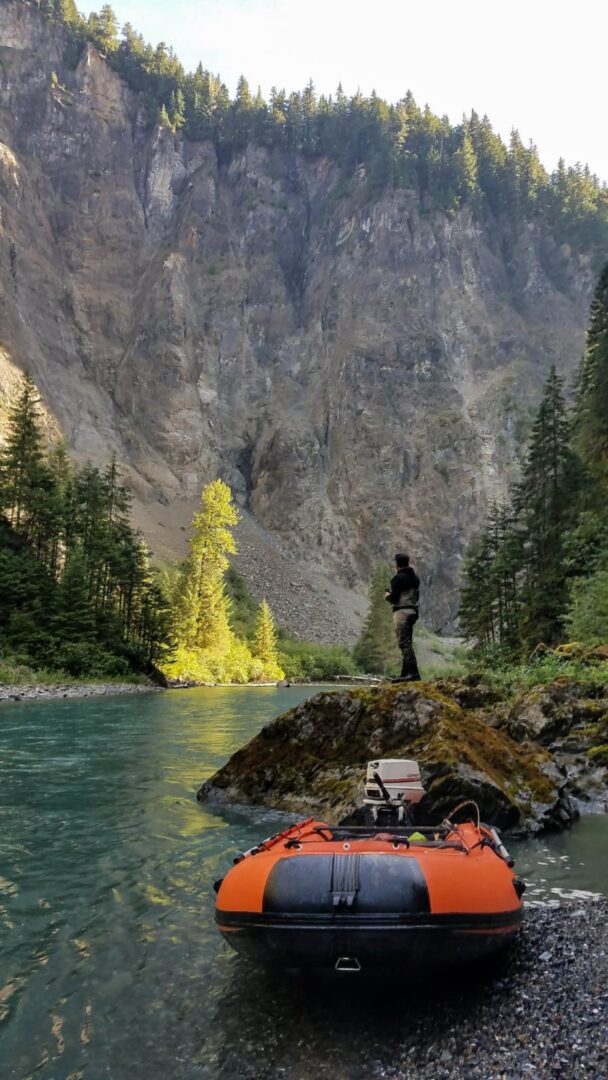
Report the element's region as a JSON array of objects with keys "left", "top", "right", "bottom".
[{"left": 0, "top": 1, "right": 595, "bottom": 628}]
